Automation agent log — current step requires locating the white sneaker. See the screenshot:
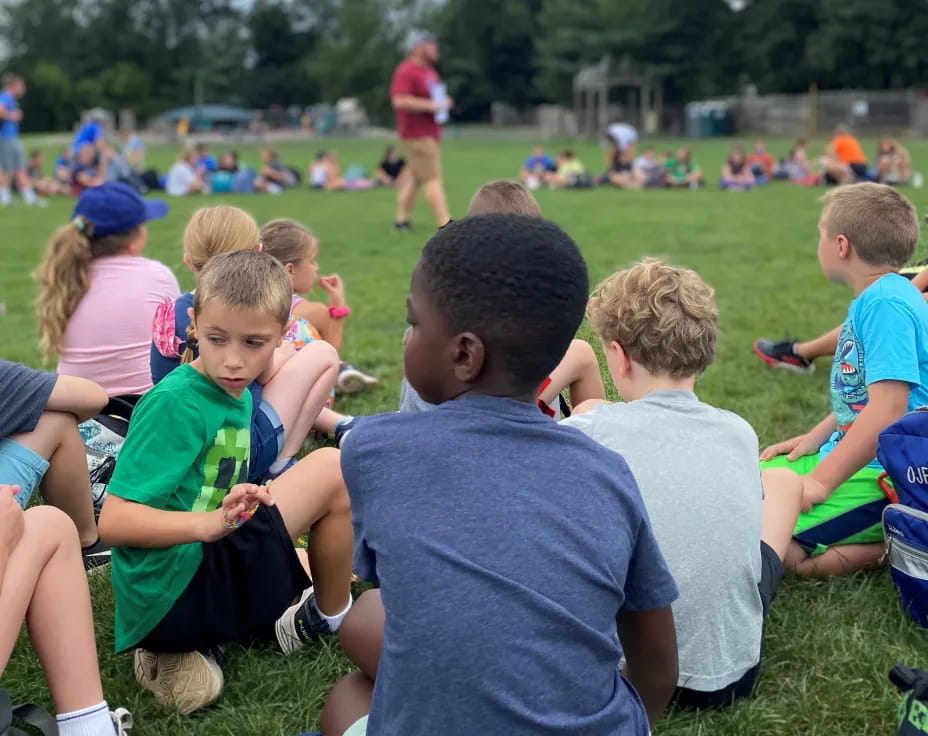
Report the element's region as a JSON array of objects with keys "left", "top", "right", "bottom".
[
  {"left": 336, "top": 363, "right": 377, "bottom": 394},
  {"left": 110, "top": 707, "right": 133, "bottom": 735}
]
